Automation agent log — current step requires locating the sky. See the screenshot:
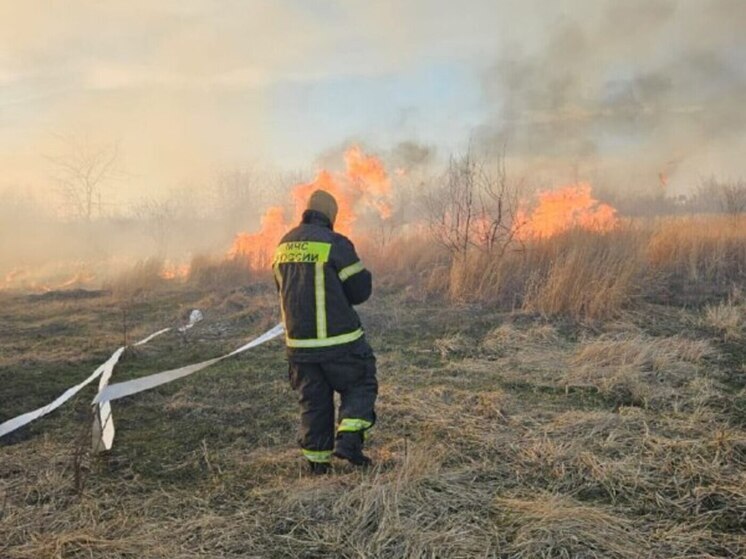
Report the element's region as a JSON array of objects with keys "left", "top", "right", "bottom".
[{"left": 1, "top": 0, "right": 744, "bottom": 206}]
